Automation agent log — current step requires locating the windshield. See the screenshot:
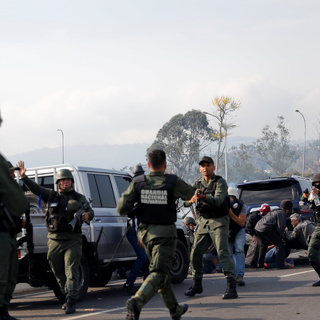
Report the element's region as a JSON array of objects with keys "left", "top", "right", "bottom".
[{"left": 239, "top": 180, "right": 300, "bottom": 205}]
